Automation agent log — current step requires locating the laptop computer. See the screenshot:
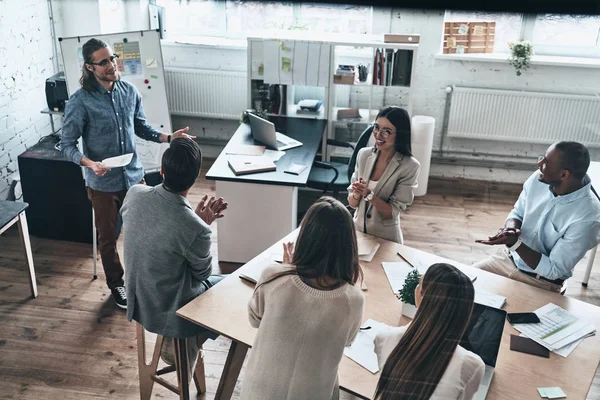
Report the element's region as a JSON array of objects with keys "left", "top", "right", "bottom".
[
  {"left": 248, "top": 113, "right": 303, "bottom": 151},
  {"left": 459, "top": 303, "right": 507, "bottom": 400}
]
